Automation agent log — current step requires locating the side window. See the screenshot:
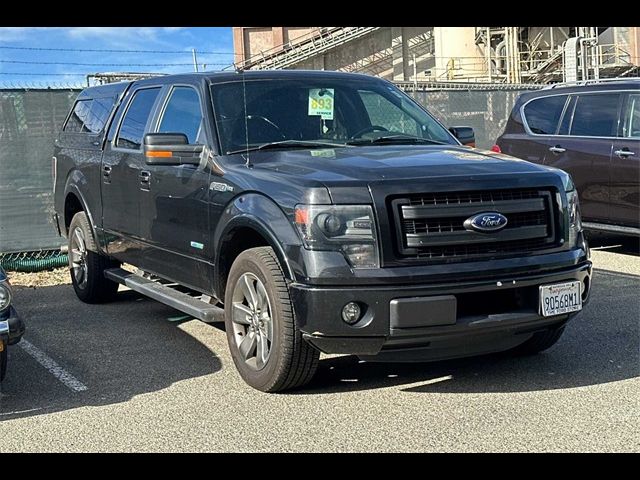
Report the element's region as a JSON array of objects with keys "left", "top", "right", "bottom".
[
  {"left": 64, "top": 99, "right": 93, "bottom": 133},
  {"left": 84, "top": 96, "right": 116, "bottom": 134},
  {"left": 157, "top": 86, "right": 203, "bottom": 143},
  {"left": 116, "top": 88, "right": 161, "bottom": 149},
  {"left": 358, "top": 90, "right": 421, "bottom": 137},
  {"left": 570, "top": 93, "right": 621, "bottom": 137},
  {"left": 523, "top": 95, "right": 567, "bottom": 135},
  {"left": 623, "top": 94, "right": 640, "bottom": 138}
]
